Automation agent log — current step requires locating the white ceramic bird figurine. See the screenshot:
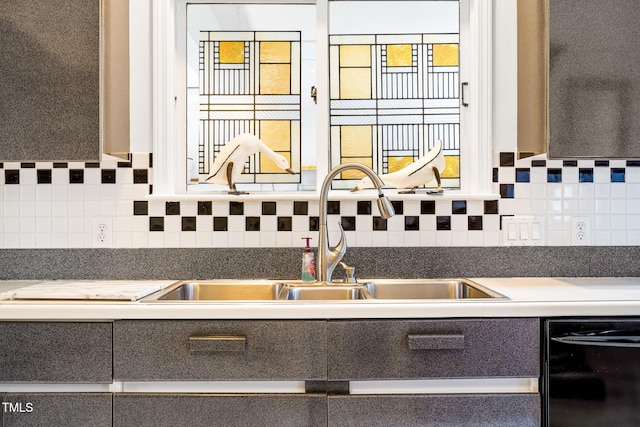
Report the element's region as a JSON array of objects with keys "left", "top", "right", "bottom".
[
  {"left": 351, "top": 140, "right": 445, "bottom": 194},
  {"left": 205, "top": 133, "right": 295, "bottom": 194}
]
